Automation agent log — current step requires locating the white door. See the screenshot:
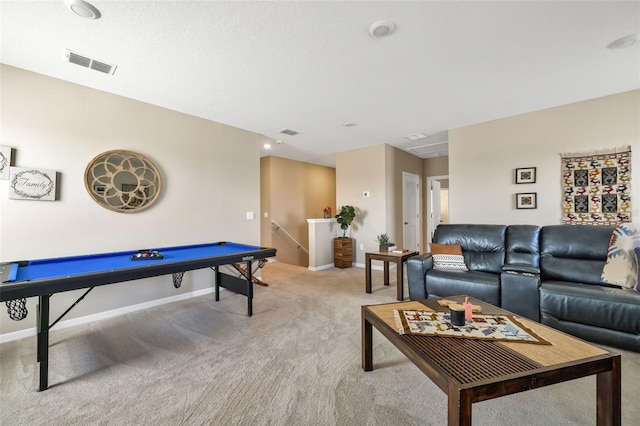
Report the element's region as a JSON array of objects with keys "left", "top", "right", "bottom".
[
  {"left": 402, "top": 172, "right": 420, "bottom": 252},
  {"left": 427, "top": 176, "right": 447, "bottom": 243}
]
